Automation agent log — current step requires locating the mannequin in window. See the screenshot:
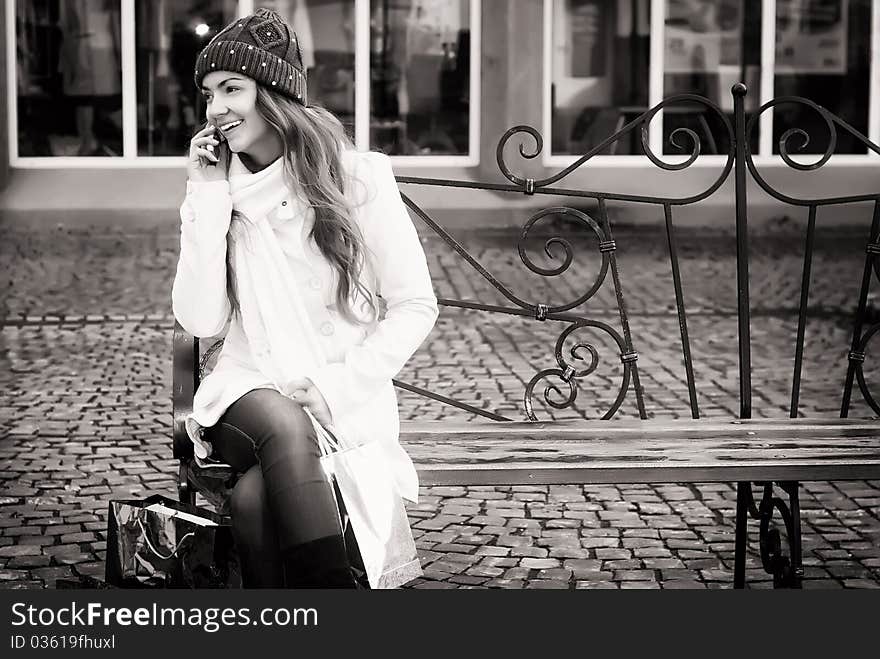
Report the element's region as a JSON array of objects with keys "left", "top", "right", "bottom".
[{"left": 58, "top": 0, "right": 121, "bottom": 156}]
